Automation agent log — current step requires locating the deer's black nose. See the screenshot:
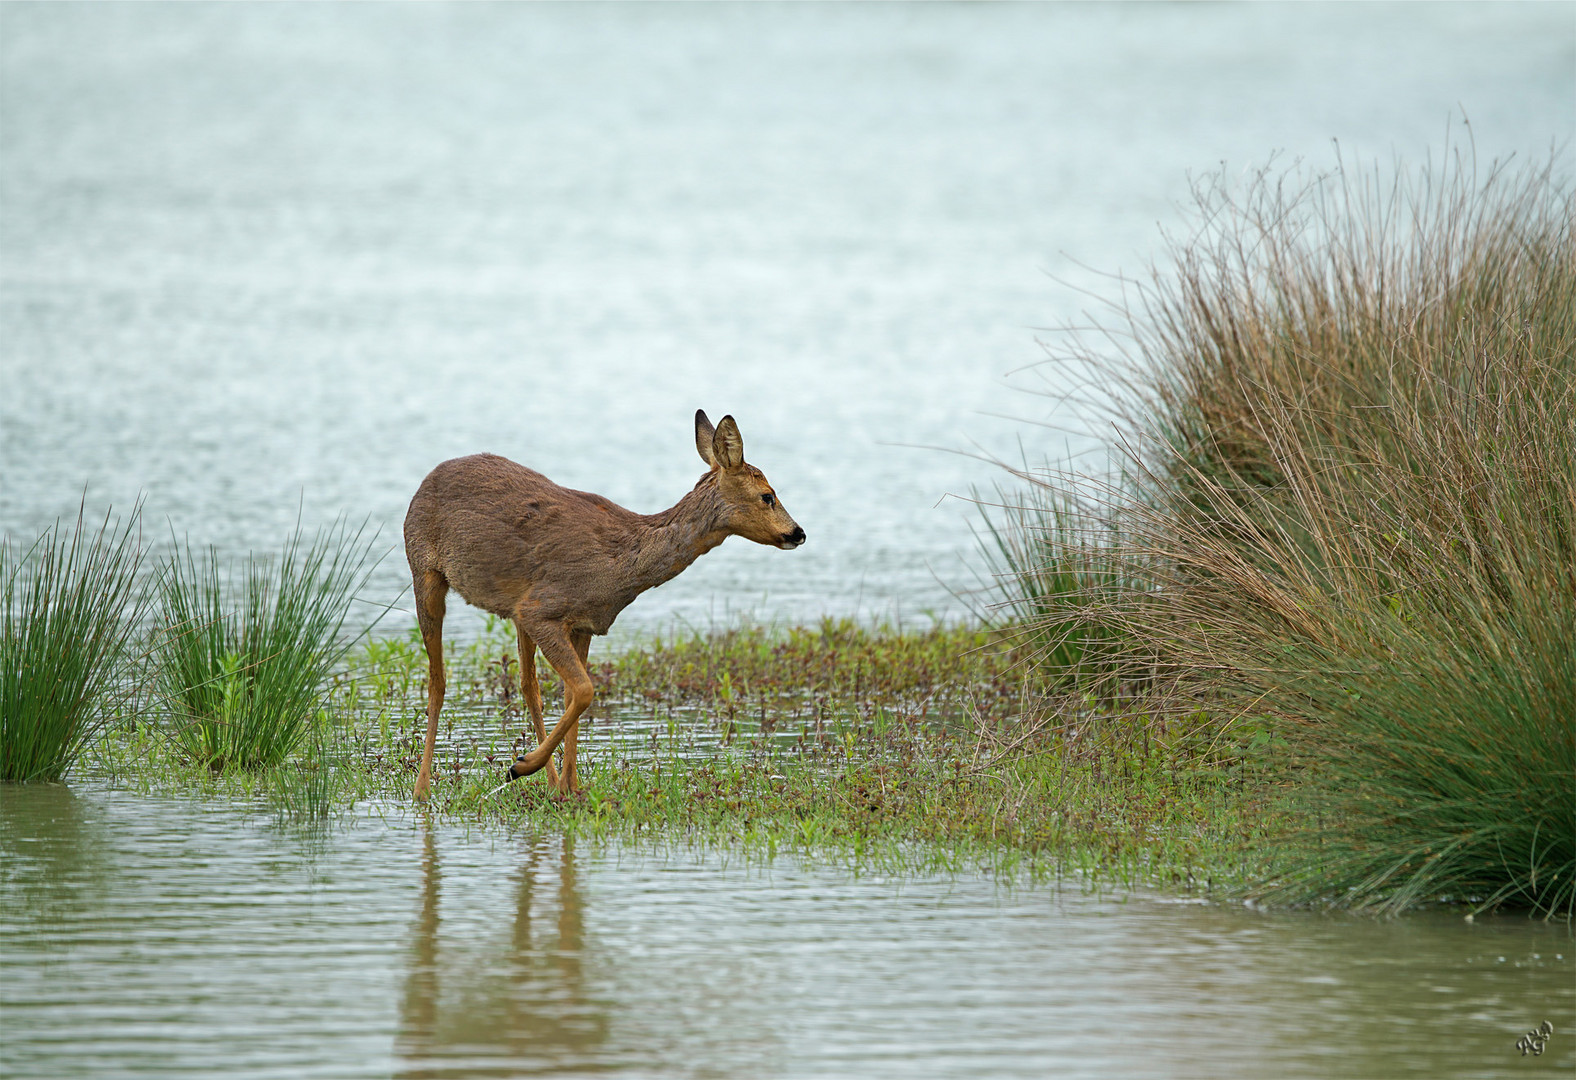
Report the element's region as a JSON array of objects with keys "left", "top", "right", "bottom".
[{"left": 781, "top": 526, "right": 806, "bottom": 549}]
